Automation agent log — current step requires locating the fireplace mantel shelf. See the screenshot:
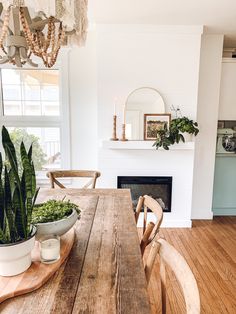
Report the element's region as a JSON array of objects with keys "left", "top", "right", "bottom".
[{"left": 102, "top": 140, "right": 194, "bottom": 150}]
